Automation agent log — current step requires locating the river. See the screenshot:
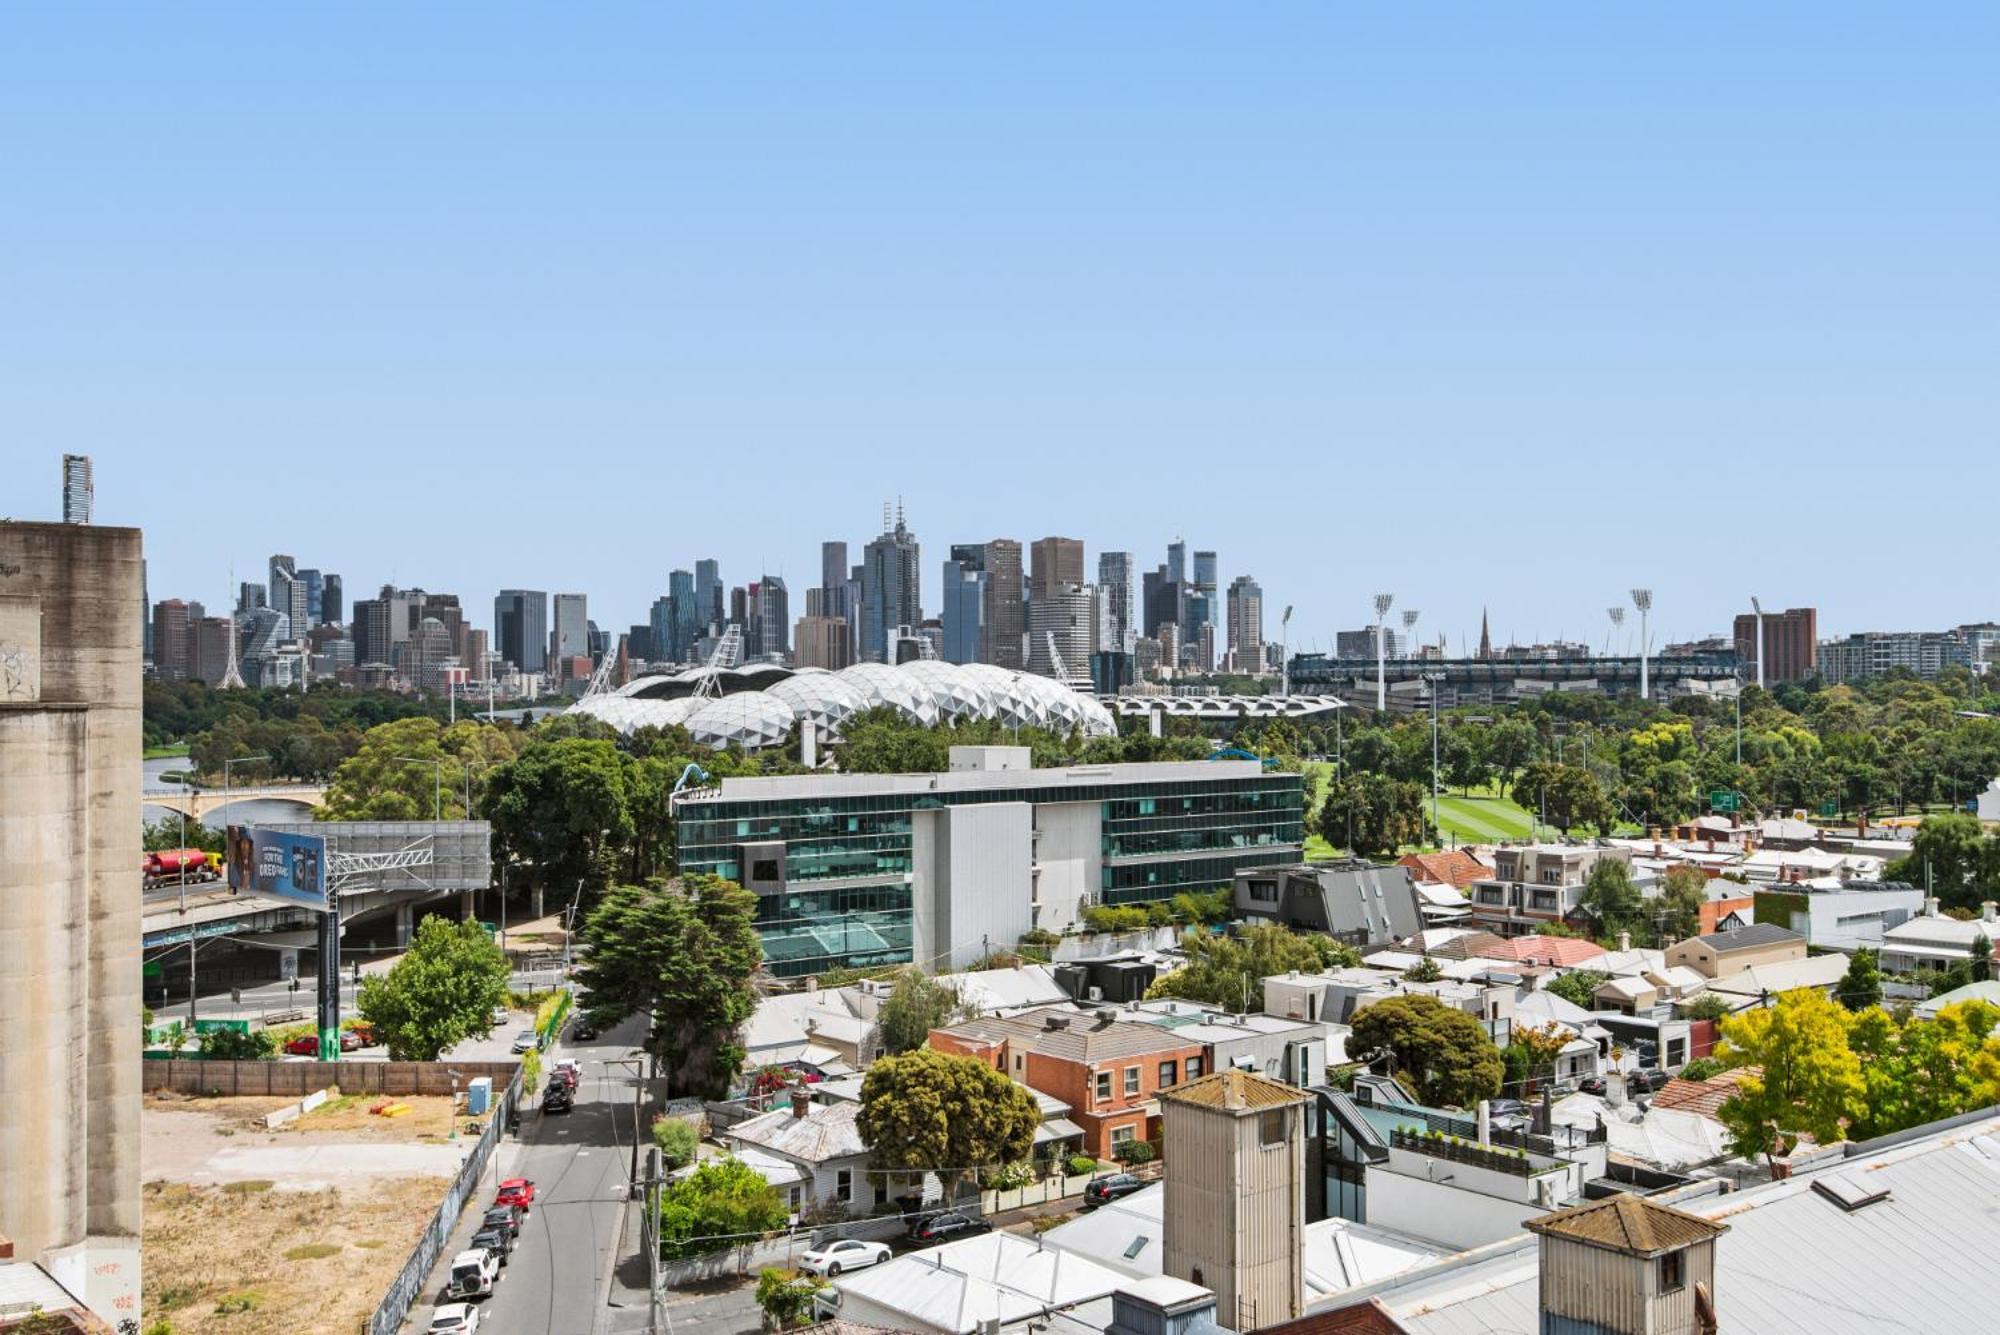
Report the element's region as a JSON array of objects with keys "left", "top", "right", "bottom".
[{"left": 140, "top": 755, "right": 315, "bottom": 833}]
